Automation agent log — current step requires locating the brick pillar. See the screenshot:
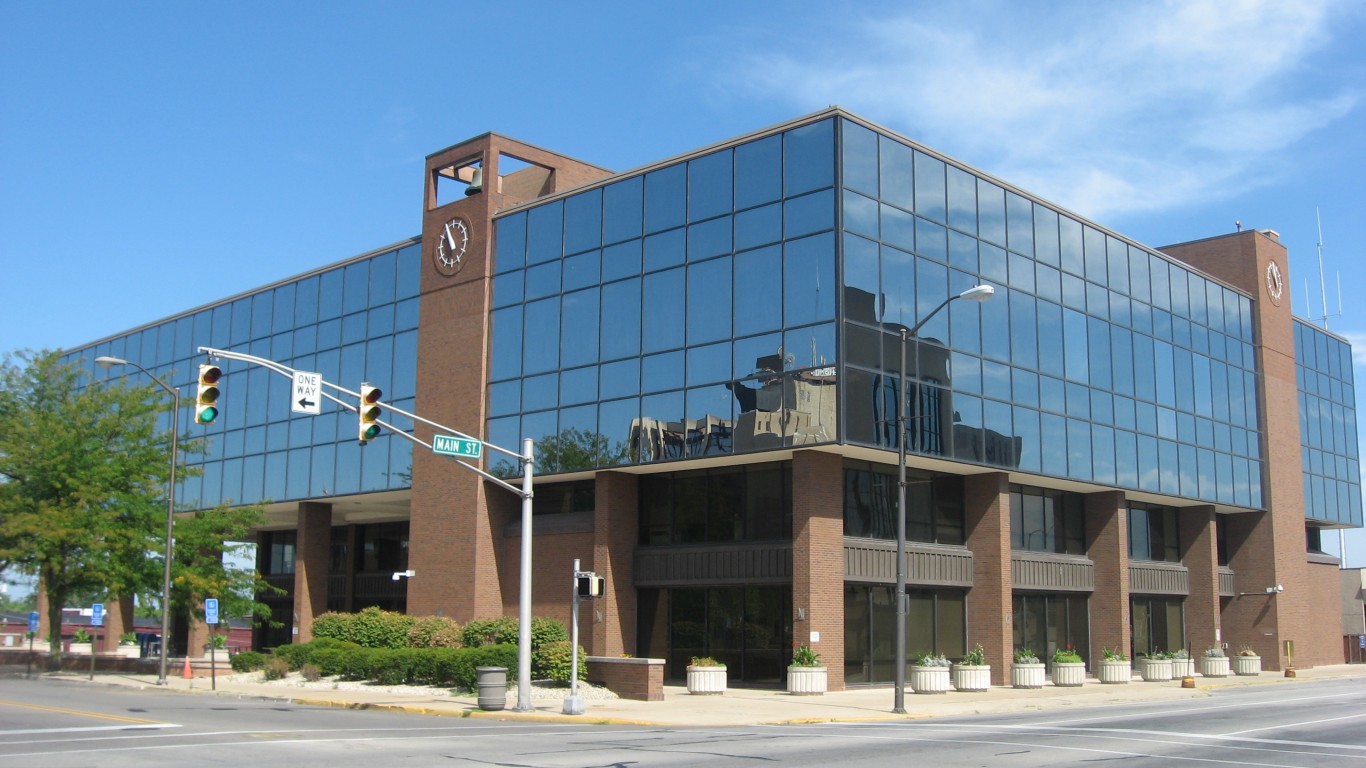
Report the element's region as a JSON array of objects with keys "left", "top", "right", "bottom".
[
  {"left": 100, "top": 595, "right": 136, "bottom": 653},
  {"left": 294, "top": 501, "right": 332, "bottom": 643},
  {"left": 791, "top": 450, "right": 844, "bottom": 689},
  {"left": 1180, "top": 506, "right": 1220, "bottom": 653},
  {"left": 593, "top": 471, "right": 639, "bottom": 657},
  {"left": 964, "top": 472, "right": 1011, "bottom": 685},
  {"left": 1086, "top": 491, "right": 1129, "bottom": 664}
]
